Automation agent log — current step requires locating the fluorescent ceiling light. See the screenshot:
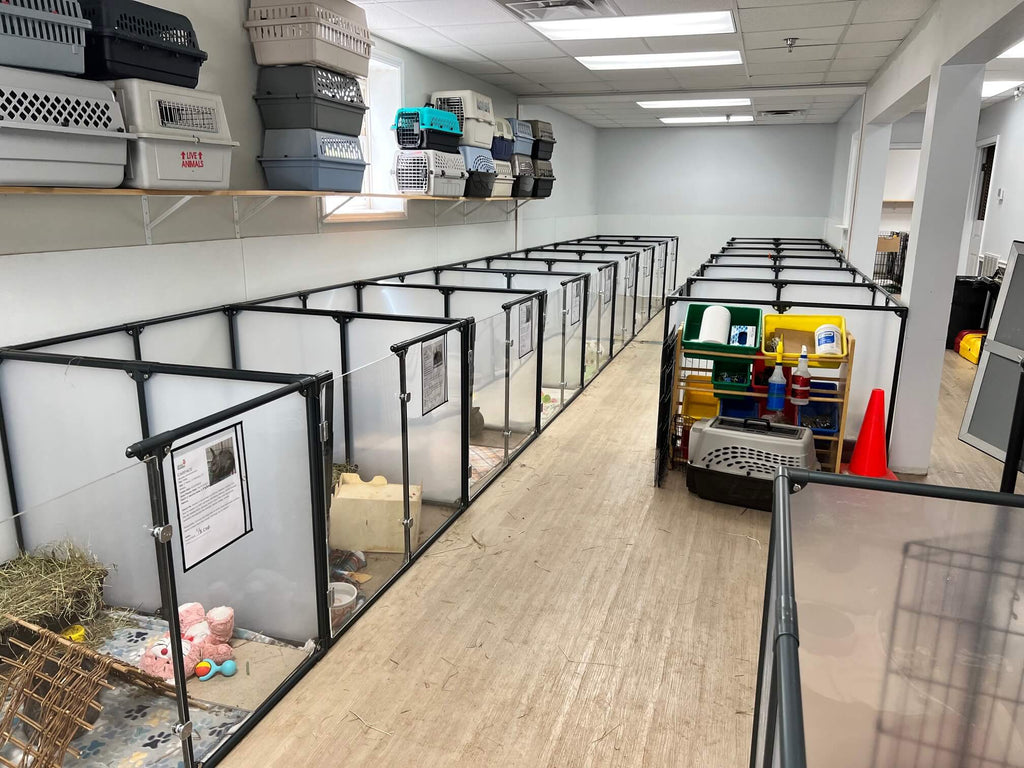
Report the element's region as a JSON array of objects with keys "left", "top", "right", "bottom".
[
  {"left": 638, "top": 97, "right": 751, "bottom": 109},
  {"left": 578, "top": 51, "right": 742, "bottom": 71},
  {"left": 660, "top": 115, "right": 754, "bottom": 125},
  {"left": 529, "top": 11, "right": 734, "bottom": 41},
  {"left": 982, "top": 79, "right": 1023, "bottom": 97},
  {"left": 998, "top": 40, "right": 1024, "bottom": 58}
]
